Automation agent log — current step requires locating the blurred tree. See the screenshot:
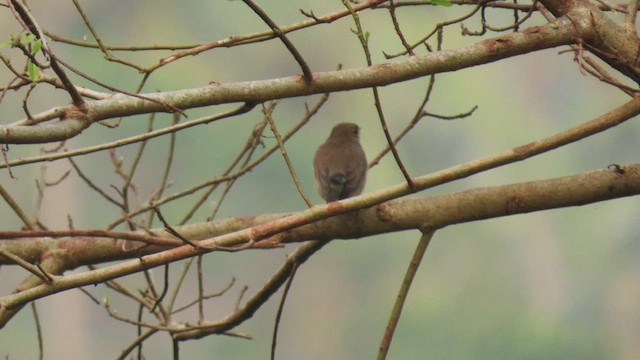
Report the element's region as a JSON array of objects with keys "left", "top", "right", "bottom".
[{"left": 0, "top": 0, "right": 639, "bottom": 359}]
